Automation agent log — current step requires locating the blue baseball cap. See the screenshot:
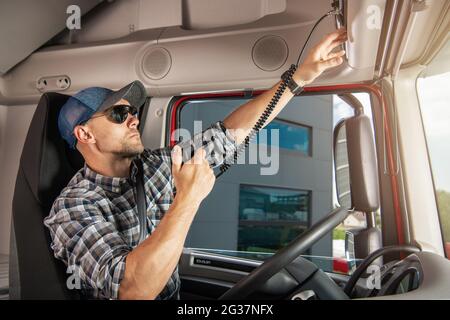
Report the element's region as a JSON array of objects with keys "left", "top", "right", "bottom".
[{"left": 58, "top": 80, "right": 146, "bottom": 149}]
